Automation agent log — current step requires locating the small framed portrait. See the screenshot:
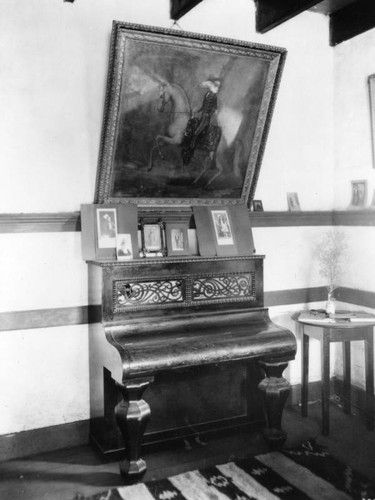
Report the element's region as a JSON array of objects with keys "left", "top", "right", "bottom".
[
  {"left": 96, "top": 208, "right": 117, "bottom": 248},
  {"left": 370, "top": 189, "right": 375, "bottom": 209},
  {"left": 287, "top": 192, "right": 301, "bottom": 211},
  {"left": 369, "top": 75, "right": 375, "bottom": 168},
  {"left": 211, "top": 209, "right": 234, "bottom": 246},
  {"left": 140, "top": 219, "right": 166, "bottom": 257},
  {"left": 116, "top": 234, "right": 133, "bottom": 260},
  {"left": 166, "top": 223, "right": 189, "bottom": 256},
  {"left": 252, "top": 200, "right": 264, "bottom": 212},
  {"left": 350, "top": 180, "right": 367, "bottom": 208}
]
